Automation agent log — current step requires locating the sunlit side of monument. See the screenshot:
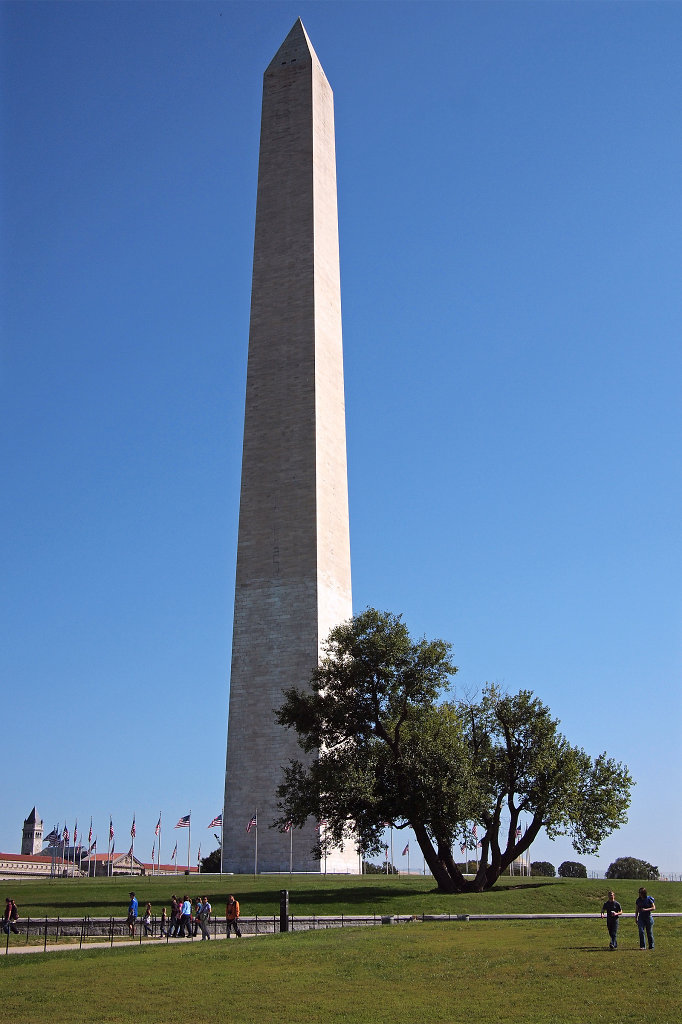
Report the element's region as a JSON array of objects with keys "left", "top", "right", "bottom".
[{"left": 222, "top": 21, "right": 356, "bottom": 873}]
